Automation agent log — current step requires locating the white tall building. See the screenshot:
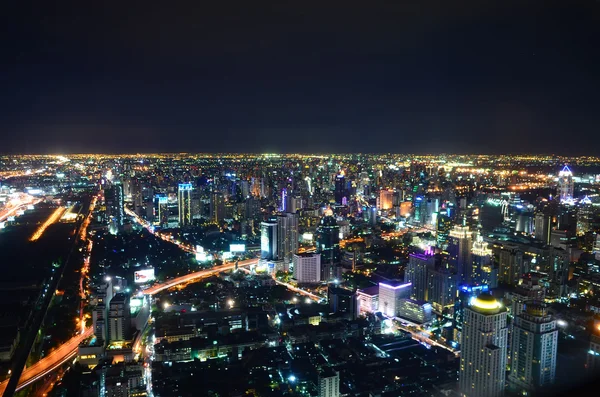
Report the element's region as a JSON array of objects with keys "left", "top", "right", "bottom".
[
  {"left": 460, "top": 293, "right": 508, "bottom": 397},
  {"left": 378, "top": 282, "right": 411, "bottom": 317},
  {"left": 318, "top": 369, "right": 340, "bottom": 397},
  {"left": 509, "top": 302, "right": 557, "bottom": 394},
  {"left": 557, "top": 165, "right": 574, "bottom": 203},
  {"left": 293, "top": 253, "right": 321, "bottom": 283}
]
